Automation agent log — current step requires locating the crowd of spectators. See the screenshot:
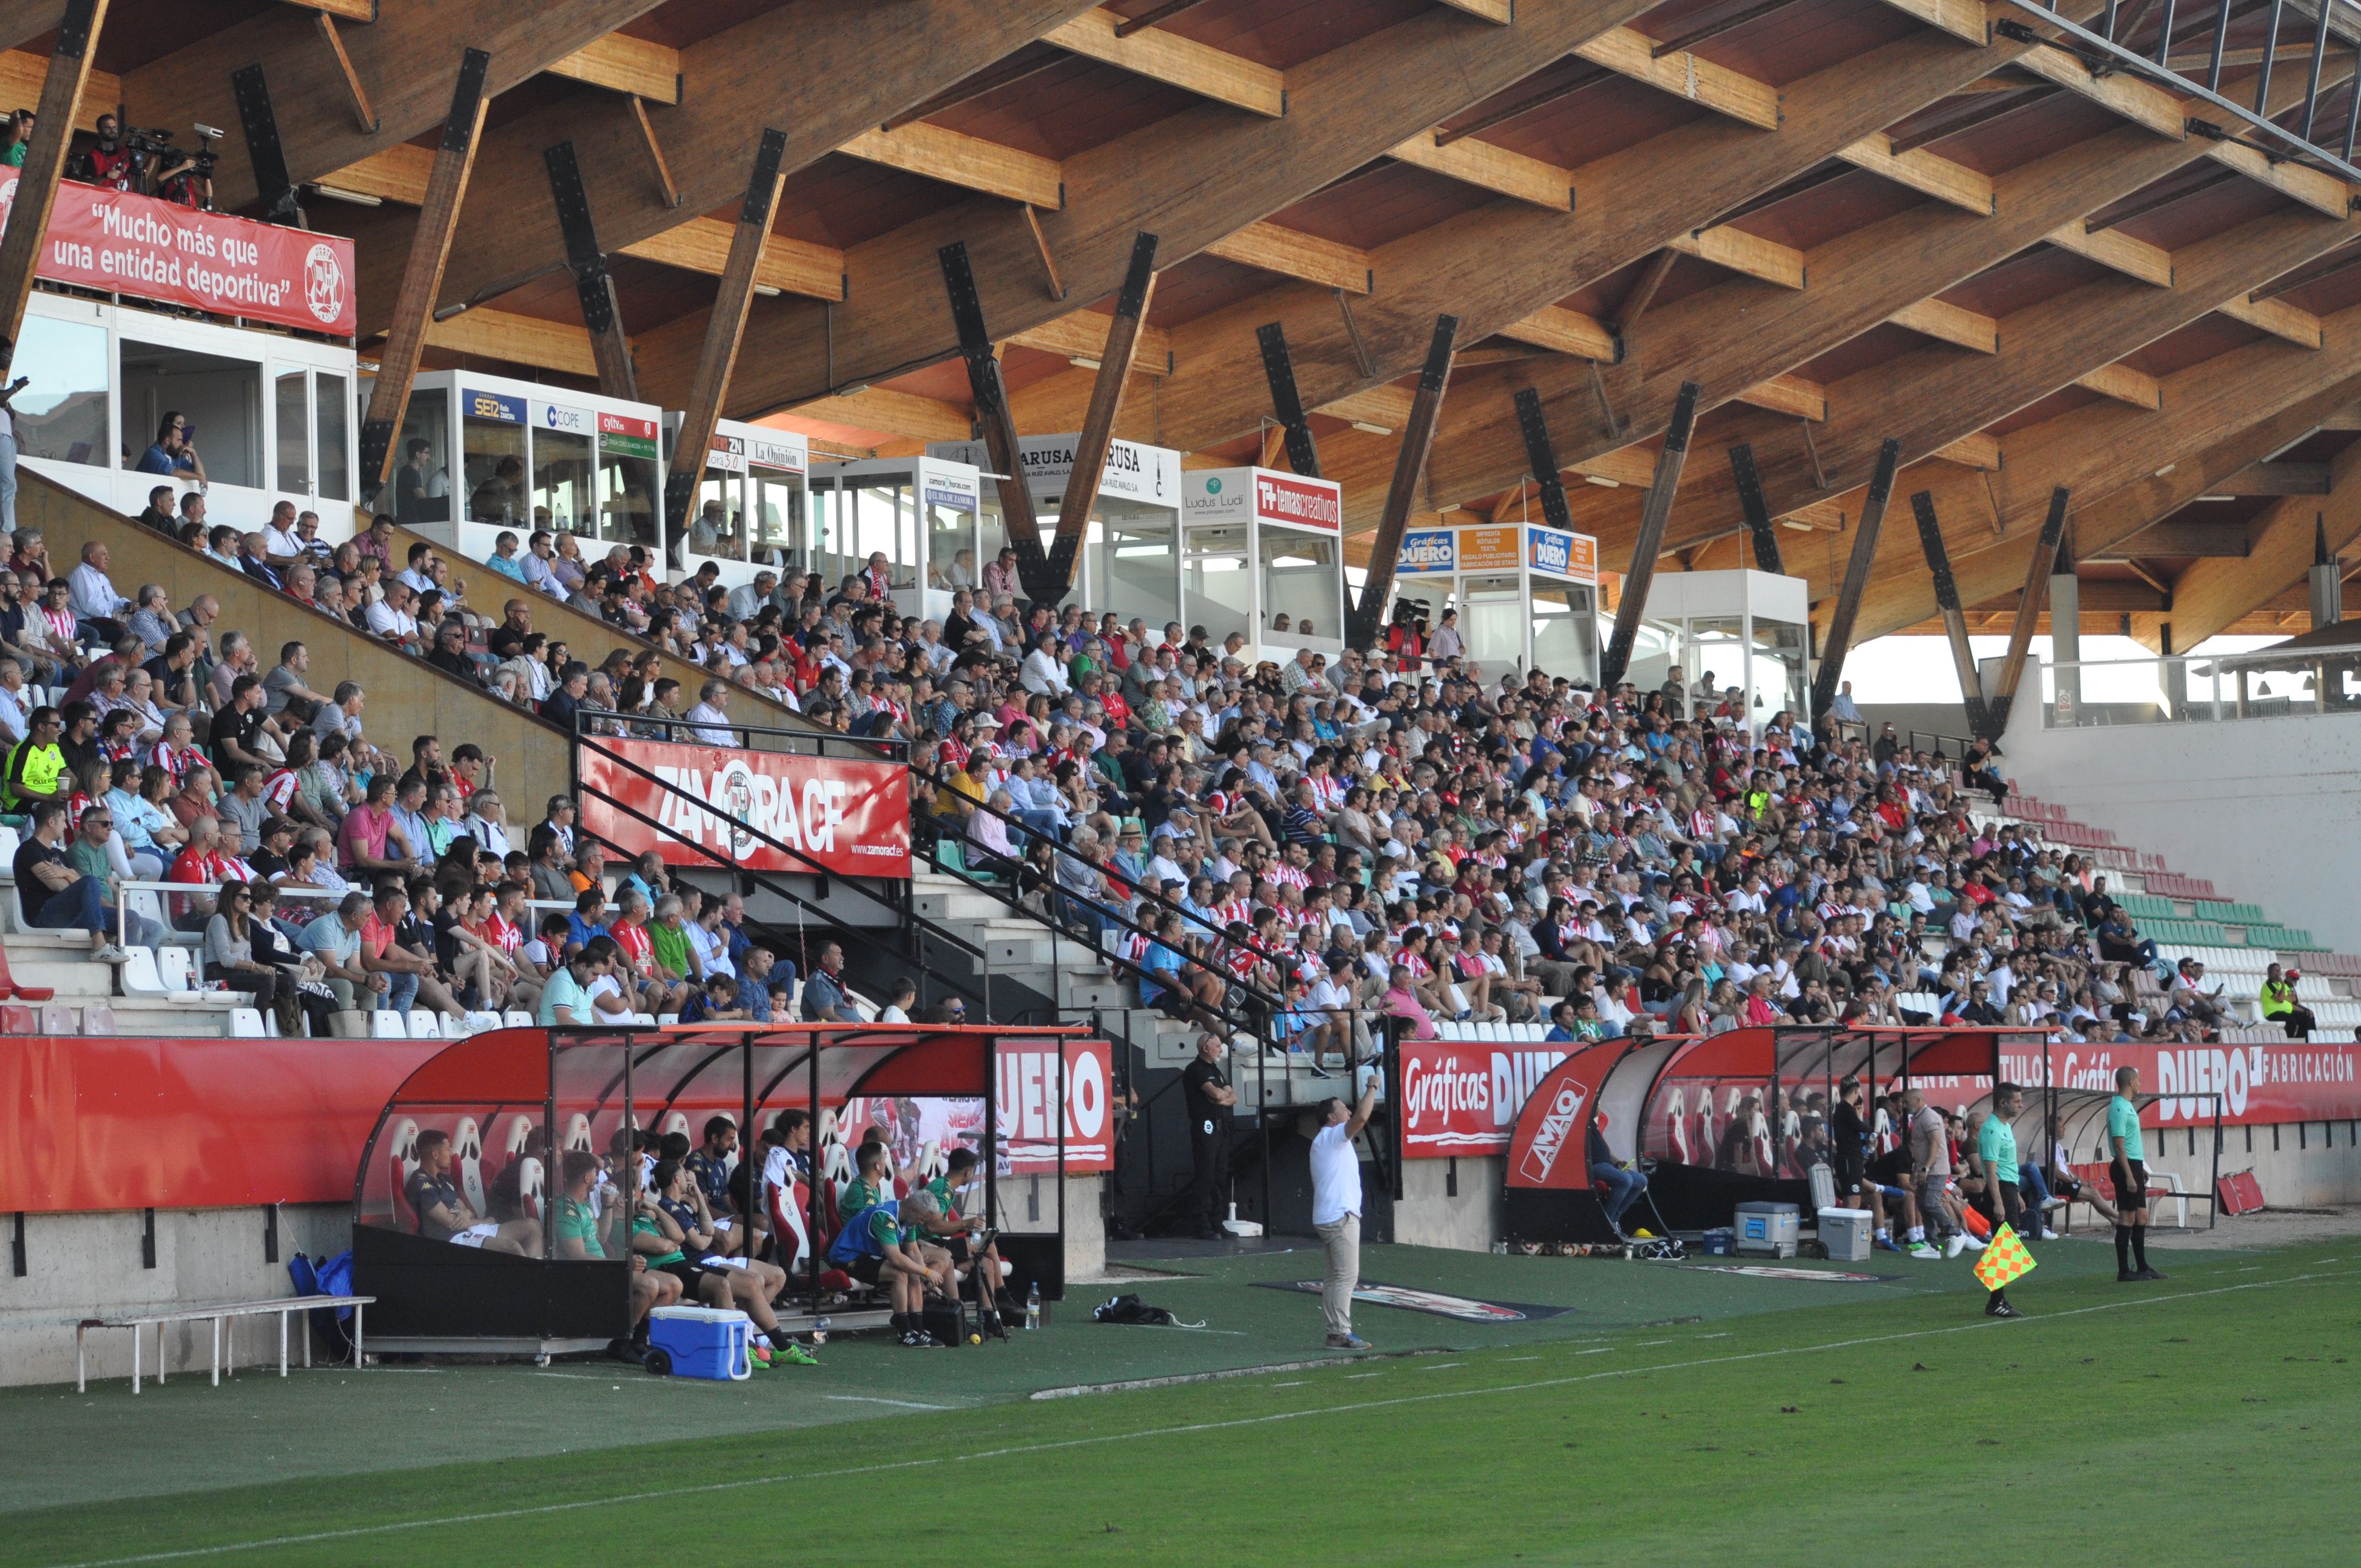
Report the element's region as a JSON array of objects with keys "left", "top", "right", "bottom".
[{"left": 0, "top": 492, "right": 2293, "bottom": 1065}]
